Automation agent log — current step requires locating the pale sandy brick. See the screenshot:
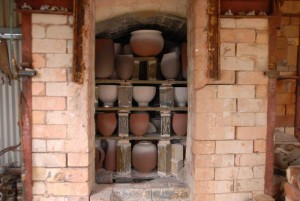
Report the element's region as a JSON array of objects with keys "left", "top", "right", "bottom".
[
  {"left": 64, "top": 139, "right": 89, "bottom": 153},
  {"left": 46, "top": 82, "right": 80, "bottom": 97},
  {"left": 67, "top": 153, "right": 90, "bottom": 167},
  {"left": 47, "top": 140, "right": 65, "bottom": 152},
  {"left": 194, "top": 126, "right": 235, "bottom": 140},
  {"left": 256, "top": 85, "right": 268, "bottom": 98},
  {"left": 236, "top": 127, "right": 267, "bottom": 140},
  {"left": 194, "top": 194, "right": 215, "bottom": 201},
  {"left": 195, "top": 154, "right": 234, "bottom": 168},
  {"left": 220, "top": 43, "right": 235, "bottom": 57},
  {"left": 288, "top": 45, "right": 298, "bottom": 66},
  {"left": 32, "top": 111, "right": 46, "bottom": 125},
  {"left": 46, "top": 25, "right": 73, "bottom": 39},
  {"left": 220, "top": 18, "right": 236, "bottom": 28},
  {"left": 45, "top": 168, "right": 89, "bottom": 183},
  {"left": 215, "top": 193, "right": 252, "bottom": 201},
  {"left": 195, "top": 180, "right": 234, "bottom": 194},
  {"left": 216, "top": 141, "right": 253, "bottom": 154},
  {"left": 47, "top": 183, "right": 89, "bottom": 196},
  {"left": 33, "top": 196, "right": 65, "bottom": 201},
  {"left": 234, "top": 179, "right": 264, "bottom": 192},
  {"left": 255, "top": 58, "right": 268, "bottom": 71},
  {"left": 218, "top": 85, "right": 255, "bottom": 99},
  {"left": 46, "top": 111, "right": 78, "bottom": 125},
  {"left": 195, "top": 85, "right": 217, "bottom": 100},
  {"left": 32, "top": 54, "right": 46, "bottom": 68},
  {"left": 220, "top": 29, "right": 255, "bottom": 43},
  {"left": 282, "top": 25, "right": 299, "bottom": 38},
  {"left": 256, "top": 31, "right": 268, "bottom": 44},
  {"left": 196, "top": 99, "right": 236, "bottom": 113},
  {"left": 32, "top": 39, "right": 66, "bottom": 54},
  {"left": 33, "top": 182, "right": 46, "bottom": 194},
  {"left": 32, "top": 125, "right": 67, "bottom": 139},
  {"left": 32, "top": 97, "right": 66, "bottom": 110},
  {"left": 46, "top": 54, "right": 73, "bottom": 67},
  {"left": 285, "top": 127, "right": 295, "bottom": 135},
  {"left": 238, "top": 99, "right": 267, "bottom": 113},
  {"left": 68, "top": 16, "right": 74, "bottom": 25},
  {"left": 32, "top": 153, "right": 66, "bottom": 167},
  {"left": 32, "top": 83, "right": 45, "bottom": 96},
  {"left": 194, "top": 168, "right": 214, "bottom": 181},
  {"left": 235, "top": 153, "right": 266, "bottom": 166},
  {"left": 32, "top": 14, "right": 68, "bottom": 25},
  {"left": 237, "top": 43, "right": 268, "bottom": 59},
  {"left": 232, "top": 113, "right": 255, "bottom": 126},
  {"left": 215, "top": 167, "right": 253, "bottom": 180},
  {"left": 276, "top": 104, "right": 286, "bottom": 115},
  {"left": 236, "top": 18, "right": 268, "bottom": 30},
  {"left": 220, "top": 56, "right": 254, "bottom": 71},
  {"left": 33, "top": 68, "right": 67, "bottom": 82},
  {"left": 253, "top": 166, "right": 265, "bottom": 178},
  {"left": 237, "top": 72, "right": 268, "bottom": 85},
  {"left": 32, "top": 24, "right": 46, "bottom": 38},
  {"left": 208, "top": 70, "right": 236, "bottom": 85},
  {"left": 32, "top": 167, "right": 46, "bottom": 181},
  {"left": 254, "top": 140, "right": 266, "bottom": 153},
  {"left": 192, "top": 141, "right": 215, "bottom": 154},
  {"left": 67, "top": 40, "right": 73, "bottom": 54},
  {"left": 255, "top": 113, "right": 267, "bottom": 126},
  {"left": 32, "top": 139, "right": 46, "bottom": 152},
  {"left": 215, "top": 112, "right": 233, "bottom": 127}
]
